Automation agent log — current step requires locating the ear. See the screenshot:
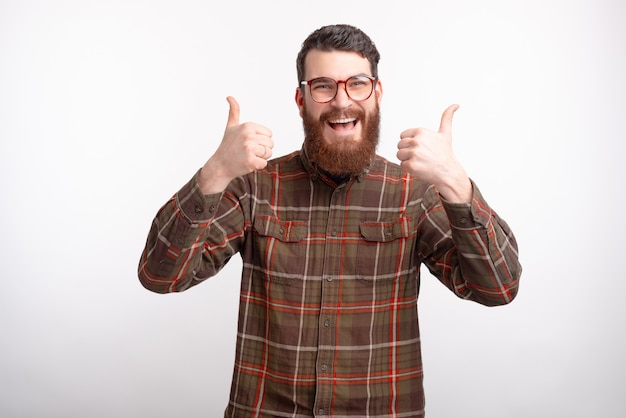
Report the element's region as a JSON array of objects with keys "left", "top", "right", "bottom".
[
  {"left": 374, "top": 79, "right": 383, "bottom": 105},
  {"left": 295, "top": 87, "right": 305, "bottom": 118}
]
